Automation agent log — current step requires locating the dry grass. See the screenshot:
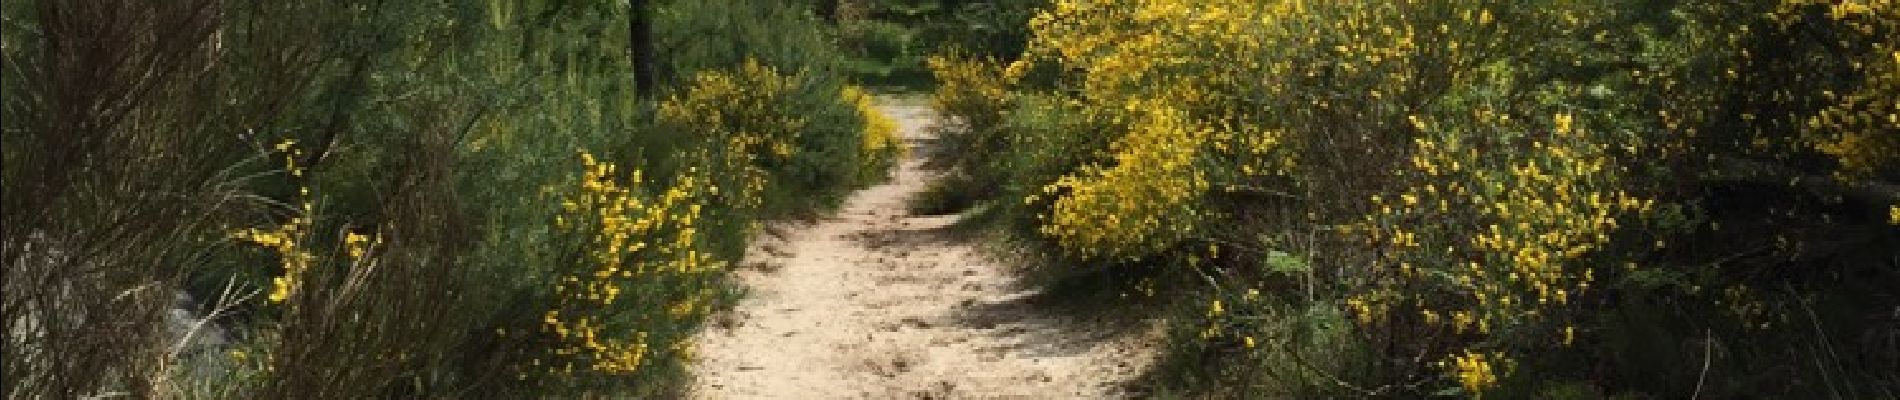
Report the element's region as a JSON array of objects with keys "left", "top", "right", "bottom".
[{"left": 4, "top": 1, "right": 241, "bottom": 397}]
